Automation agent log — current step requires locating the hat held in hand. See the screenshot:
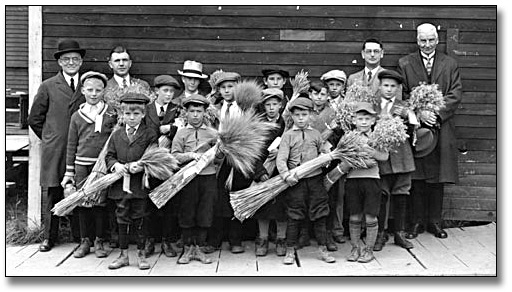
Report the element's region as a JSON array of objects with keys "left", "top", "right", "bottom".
[{"left": 414, "top": 127, "right": 438, "bottom": 158}]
